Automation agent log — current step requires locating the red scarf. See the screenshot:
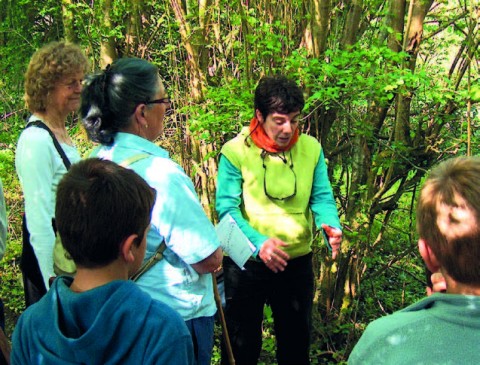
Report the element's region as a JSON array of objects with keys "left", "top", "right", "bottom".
[{"left": 249, "top": 117, "right": 299, "bottom": 153}]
